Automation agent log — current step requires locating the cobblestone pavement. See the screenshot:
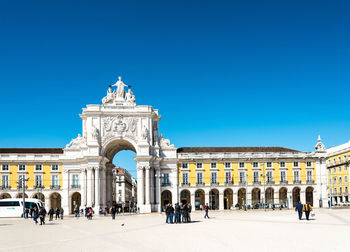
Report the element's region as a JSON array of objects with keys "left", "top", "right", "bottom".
[{"left": 0, "top": 209, "right": 349, "bottom": 252}]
